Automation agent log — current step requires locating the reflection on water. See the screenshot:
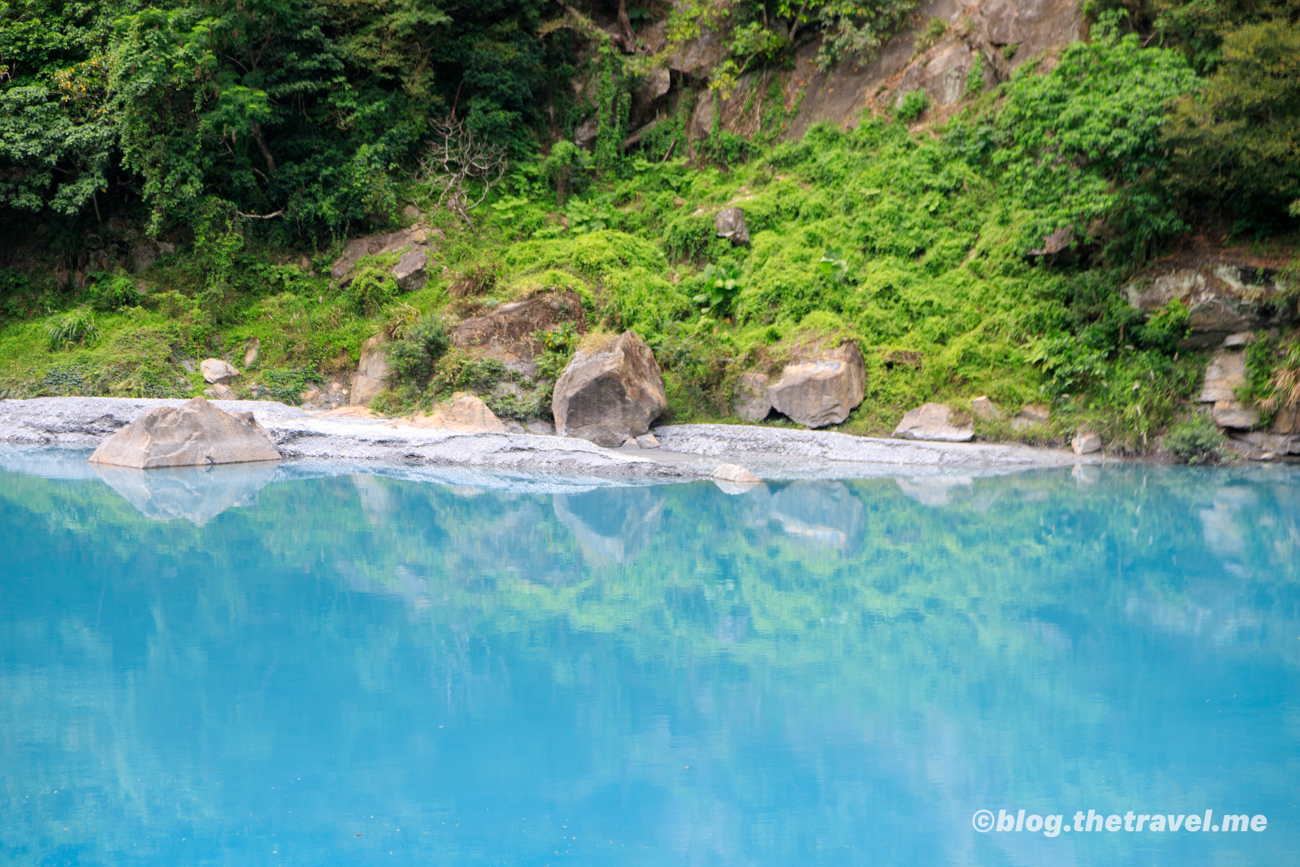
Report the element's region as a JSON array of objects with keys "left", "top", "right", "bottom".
[
  {"left": 1, "top": 456, "right": 1298, "bottom": 867},
  {"left": 94, "top": 460, "right": 279, "bottom": 525}
]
